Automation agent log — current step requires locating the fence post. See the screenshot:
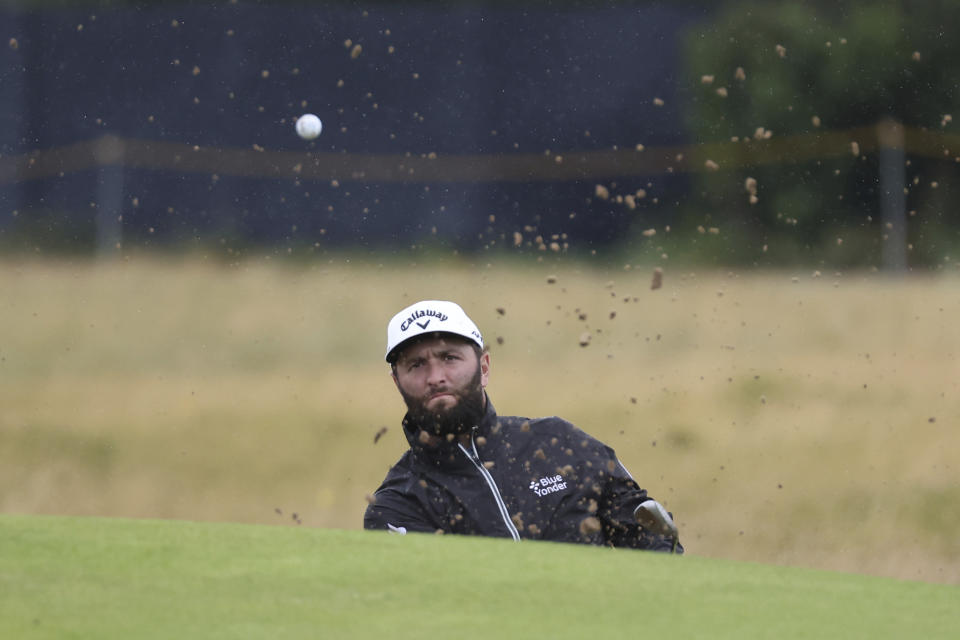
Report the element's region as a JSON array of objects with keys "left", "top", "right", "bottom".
[
  {"left": 94, "top": 135, "right": 125, "bottom": 259},
  {"left": 876, "top": 118, "right": 907, "bottom": 272}
]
